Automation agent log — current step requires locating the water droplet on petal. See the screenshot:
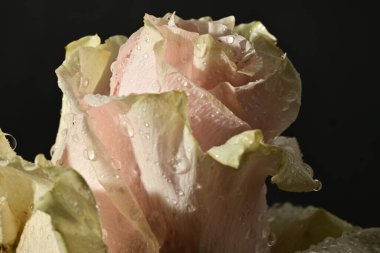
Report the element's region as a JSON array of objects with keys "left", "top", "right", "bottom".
[
  {"left": 186, "top": 204, "right": 196, "bottom": 212},
  {"left": 143, "top": 53, "right": 148, "bottom": 59},
  {"left": 313, "top": 179, "right": 322, "bottom": 191},
  {"left": 72, "top": 134, "right": 80, "bottom": 143},
  {"left": 195, "top": 184, "right": 202, "bottom": 190},
  {"left": 111, "top": 159, "right": 122, "bottom": 170},
  {"left": 4, "top": 133, "right": 17, "bottom": 150},
  {"left": 137, "top": 45, "right": 141, "bottom": 51},
  {"left": 83, "top": 148, "right": 96, "bottom": 161},
  {"left": 226, "top": 36, "right": 234, "bottom": 44},
  {"left": 183, "top": 81, "right": 188, "bottom": 87},
  {"left": 285, "top": 90, "right": 298, "bottom": 102},
  {"left": 50, "top": 145, "right": 56, "bottom": 158},
  {"left": 144, "top": 122, "right": 150, "bottom": 127},
  {"left": 178, "top": 190, "right": 184, "bottom": 196},
  {"left": 267, "top": 232, "right": 277, "bottom": 247},
  {"left": 81, "top": 78, "right": 89, "bottom": 87},
  {"left": 114, "top": 174, "right": 120, "bottom": 179}
]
